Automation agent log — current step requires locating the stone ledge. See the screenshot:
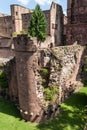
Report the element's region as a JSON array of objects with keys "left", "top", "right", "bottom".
[{"left": 13, "top": 35, "right": 37, "bottom": 52}]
